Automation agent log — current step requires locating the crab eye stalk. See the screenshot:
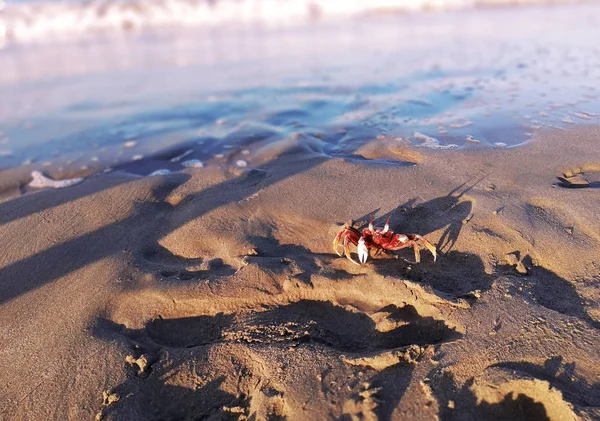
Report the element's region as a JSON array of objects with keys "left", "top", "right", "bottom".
[
  {"left": 358, "top": 237, "right": 369, "bottom": 264},
  {"left": 382, "top": 216, "right": 391, "bottom": 233}
]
